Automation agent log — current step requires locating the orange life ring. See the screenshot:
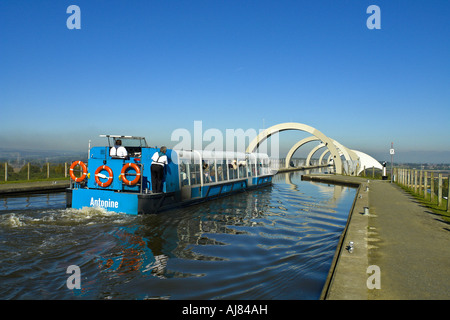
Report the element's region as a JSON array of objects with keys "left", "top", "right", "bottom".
[
  {"left": 95, "top": 165, "right": 114, "bottom": 188},
  {"left": 120, "top": 163, "right": 141, "bottom": 186},
  {"left": 69, "top": 161, "right": 88, "bottom": 182}
]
